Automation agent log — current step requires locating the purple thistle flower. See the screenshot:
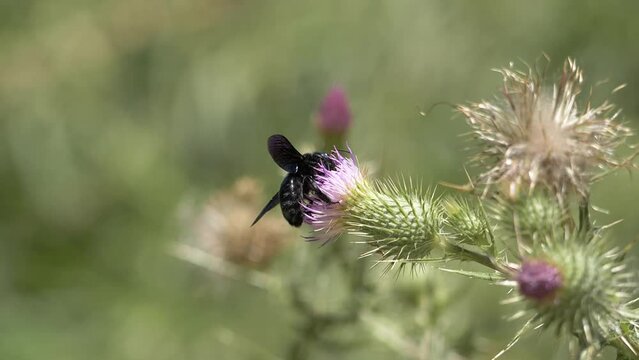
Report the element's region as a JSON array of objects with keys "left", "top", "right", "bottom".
[
  {"left": 313, "top": 148, "right": 362, "bottom": 203},
  {"left": 302, "top": 149, "right": 441, "bottom": 260},
  {"left": 517, "top": 260, "right": 563, "bottom": 301},
  {"left": 315, "top": 86, "right": 352, "bottom": 136},
  {"left": 303, "top": 148, "right": 364, "bottom": 242}
]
